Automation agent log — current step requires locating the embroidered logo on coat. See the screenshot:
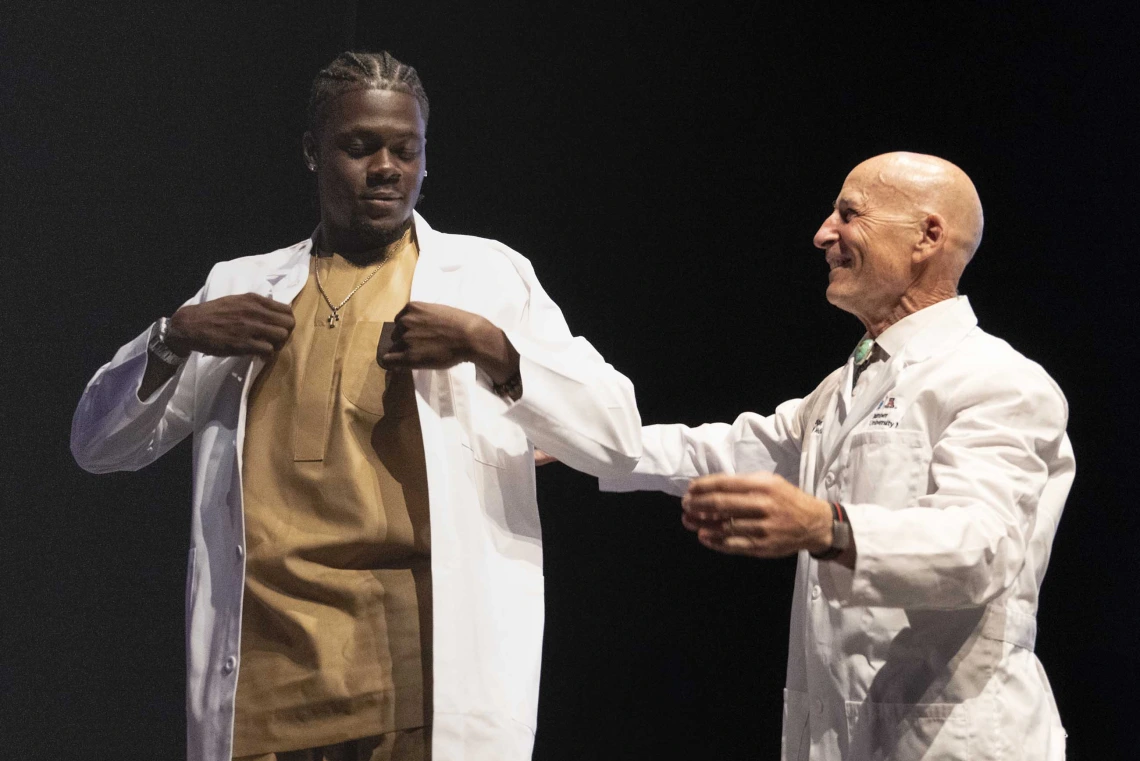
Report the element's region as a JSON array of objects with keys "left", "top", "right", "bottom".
[{"left": 868, "top": 396, "right": 904, "bottom": 428}]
